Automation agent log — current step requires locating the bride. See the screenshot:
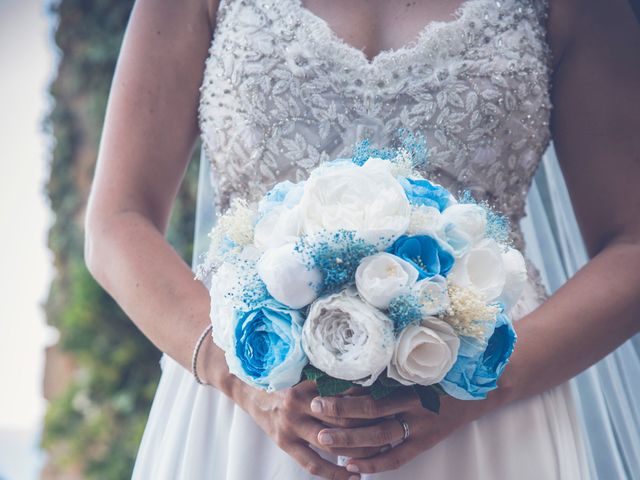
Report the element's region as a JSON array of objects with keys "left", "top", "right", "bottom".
[{"left": 84, "top": 0, "right": 640, "bottom": 478}]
